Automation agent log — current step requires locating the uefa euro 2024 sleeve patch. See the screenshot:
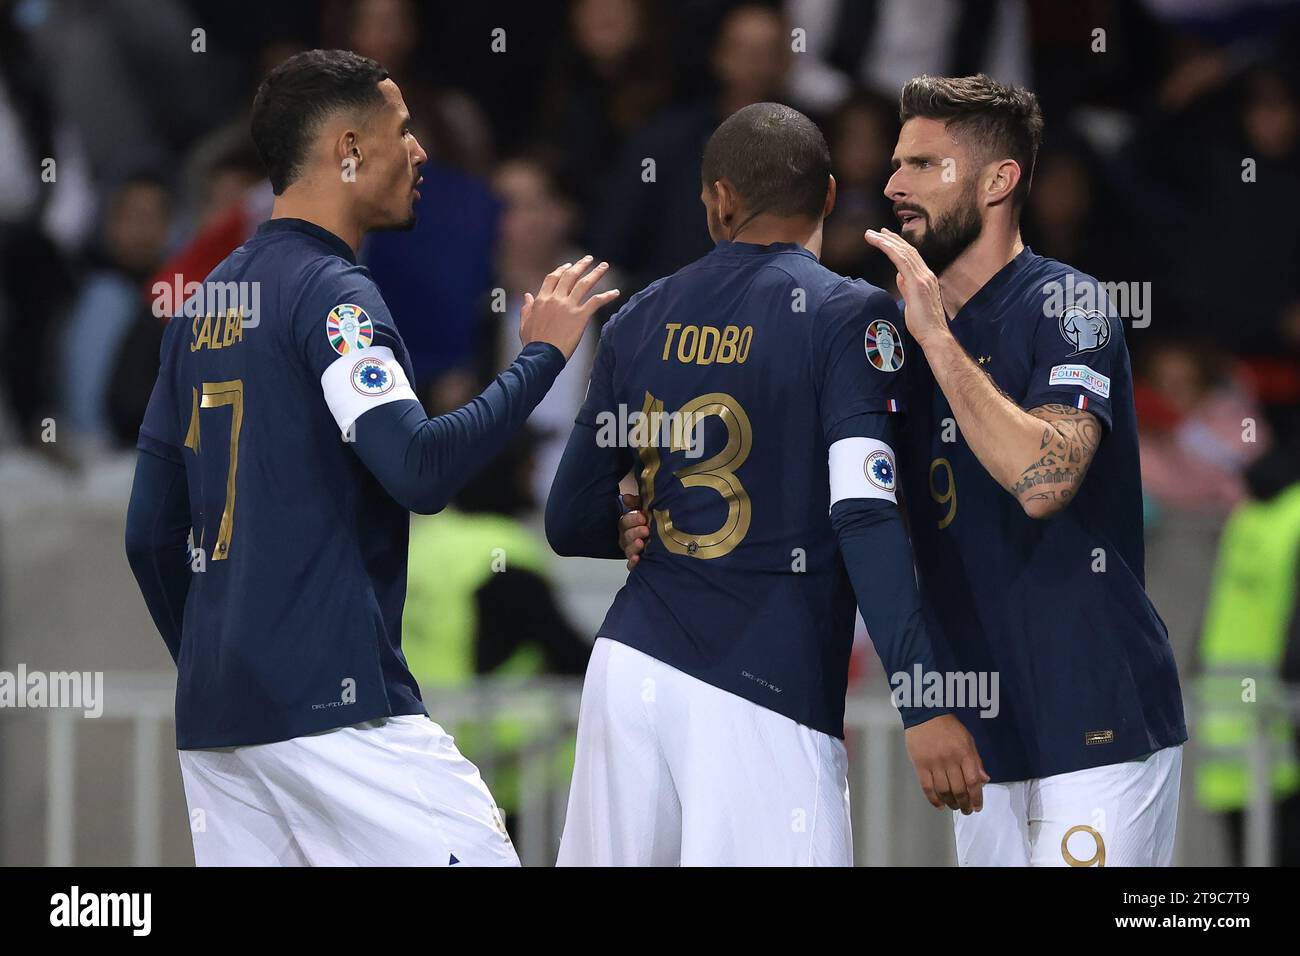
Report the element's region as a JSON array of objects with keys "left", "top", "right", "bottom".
[
  {"left": 865, "top": 319, "right": 903, "bottom": 372},
  {"left": 327, "top": 303, "right": 374, "bottom": 355}
]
